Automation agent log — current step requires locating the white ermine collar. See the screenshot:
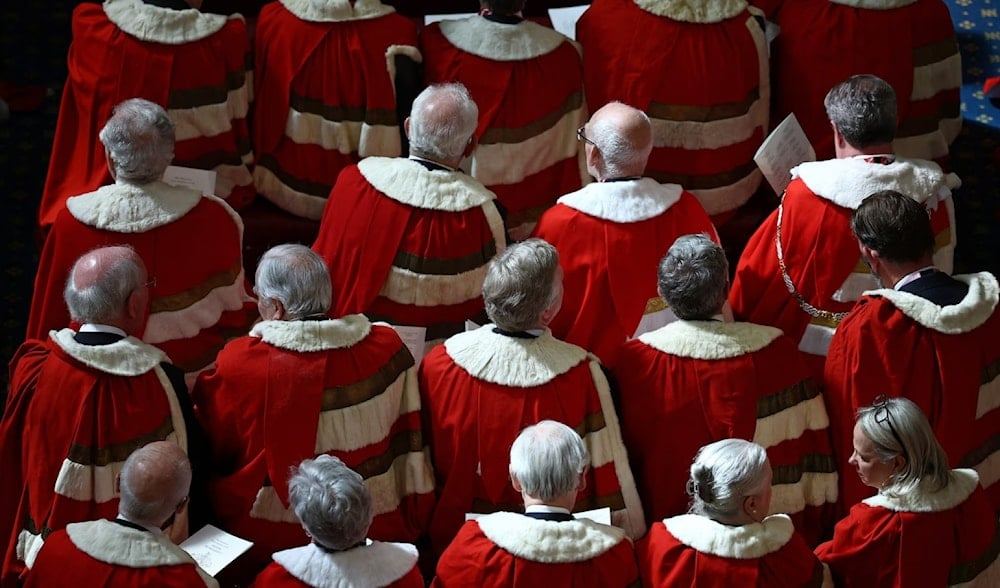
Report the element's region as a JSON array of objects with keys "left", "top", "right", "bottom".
[
  {"left": 272, "top": 541, "right": 418, "bottom": 588},
  {"left": 103, "top": 0, "right": 232, "bottom": 44},
  {"left": 632, "top": 0, "right": 748, "bottom": 23},
  {"left": 66, "top": 180, "right": 203, "bottom": 233},
  {"left": 867, "top": 273, "right": 998, "bottom": 334},
  {"left": 863, "top": 469, "right": 979, "bottom": 512},
  {"left": 791, "top": 157, "right": 959, "bottom": 210},
  {"left": 51, "top": 328, "right": 166, "bottom": 376},
  {"left": 639, "top": 320, "right": 783, "bottom": 360},
  {"left": 477, "top": 512, "right": 627, "bottom": 563},
  {"left": 250, "top": 315, "right": 371, "bottom": 352},
  {"left": 828, "top": 0, "right": 917, "bottom": 8},
  {"left": 557, "top": 178, "right": 682, "bottom": 223},
  {"left": 439, "top": 16, "right": 569, "bottom": 61},
  {"left": 279, "top": 0, "right": 395, "bottom": 22},
  {"left": 68, "top": 520, "right": 203, "bottom": 571},
  {"left": 445, "top": 325, "right": 588, "bottom": 387},
  {"left": 358, "top": 157, "right": 496, "bottom": 212},
  {"left": 665, "top": 514, "right": 793, "bottom": 559}
]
